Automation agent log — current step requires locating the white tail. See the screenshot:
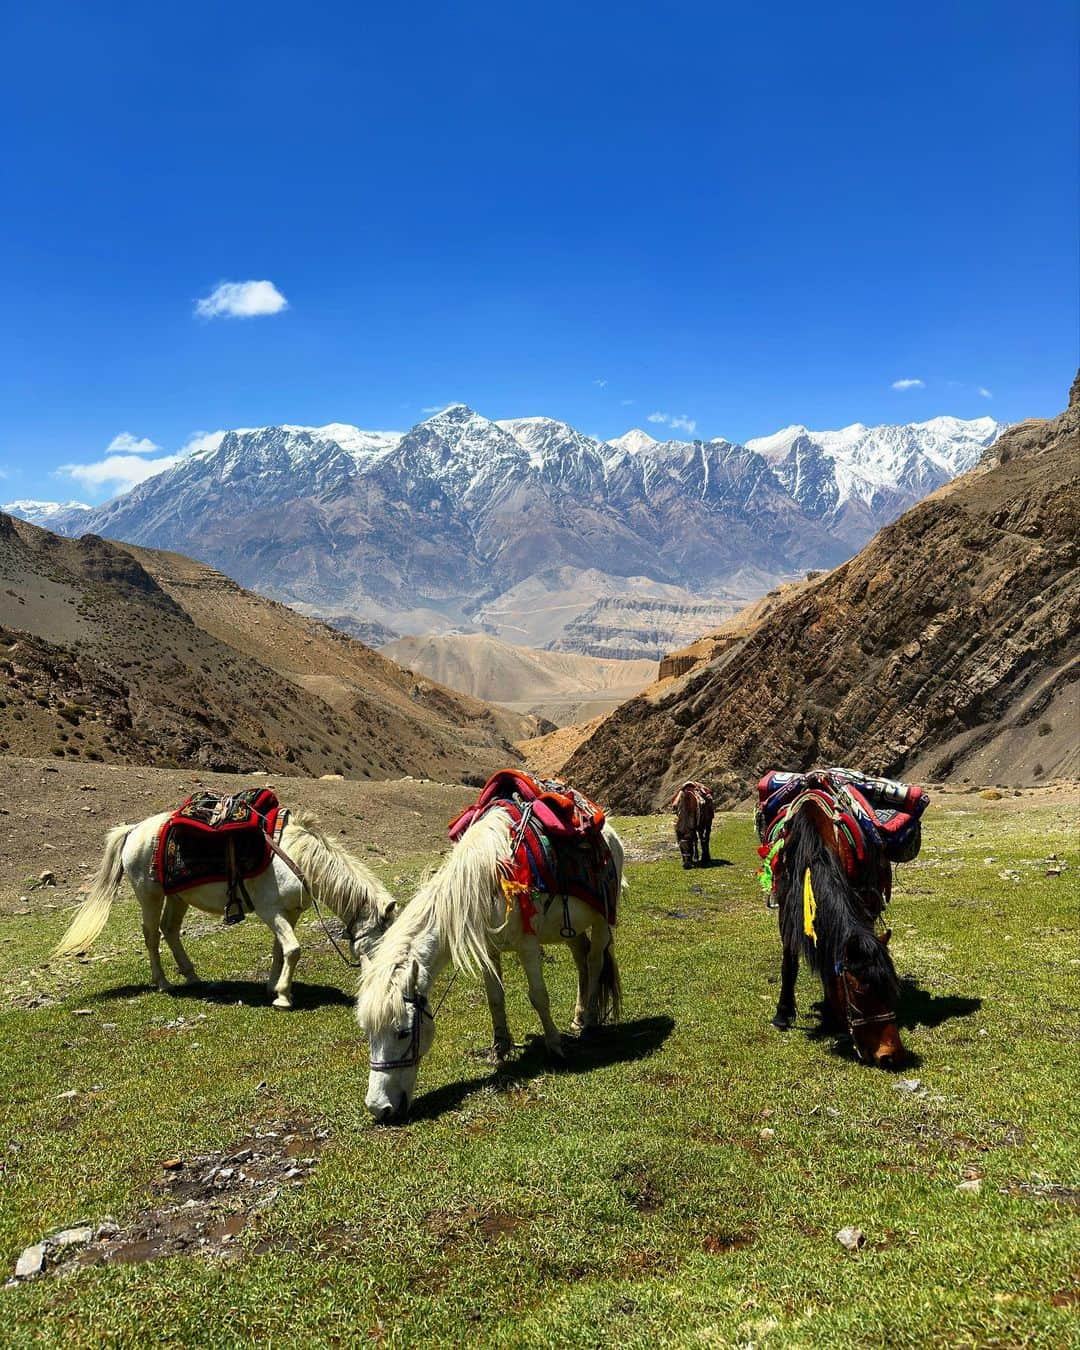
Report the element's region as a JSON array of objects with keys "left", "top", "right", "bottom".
[{"left": 52, "top": 823, "right": 131, "bottom": 958}]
